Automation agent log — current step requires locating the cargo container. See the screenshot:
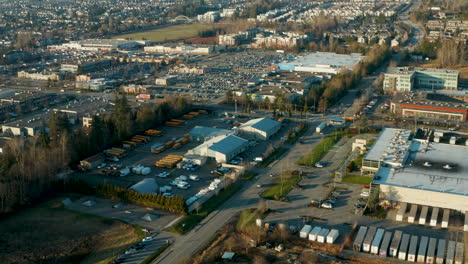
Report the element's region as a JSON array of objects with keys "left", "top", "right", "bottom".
[
  {"left": 363, "top": 226, "right": 377, "bottom": 252},
  {"left": 353, "top": 226, "right": 368, "bottom": 252},
  {"left": 371, "top": 228, "right": 385, "bottom": 254},
  {"left": 133, "top": 135, "right": 150, "bottom": 142},
  {"left": 198, "top": 109, "right": 208, "bottom": 114},
  {"left": 408, "top": 204, "right": 418, "bottom": 223},
  {"left": 326, "top": 229, "right": 339, "bottom": 244},
  {"left": 454, "top": 242, "right": 464, "bottom": 264},
  {"left": 436, "top": 239, "right": 446, "bottom": 264},
  {"left": 426, "top": 238, "right": 437, "bottom": 264},
  {"left": 408, "top": 235, "right": 419, "bottom": 262},
  {"left": 183, "top": 114, "right": 194, "bottom": 119},
  {"left": 164, "top": 141, "right": 174, "bottom": 148},
  {"left": 173, "top": 143, "right": 182, "bottom": 149},
  {"left": 442, "top": 209, "right": 450, "bottom": 228},
  {"left": 165, "top": 121, "right": 180, "bottom": 127},
  {"left": 145, "top": 129, "right": 162, "bottom": 137},
  {"left": 419, "top": 206, "right": 429, "bottom": 225},
  {"left": 379, "top": 231, "right": 393, "bottom": 257},
  {"left": 299, "top": 225, "right": 312, "bottom": 239},
  {"left": 122, "top": 141, "right": 137, "bottom": 149},
  {"left": 317, "top": 228, "right": 329, "bottom": 243},
  {"left": 396, "top": 203, "right": 407, "bottom": 221},
  {"left": 417, "top": 236, "right": 429, "bottom": 263},
  {"left": 398, "top": 234, "right": 410, "bottom": 260},
  {"left": 430, "top": 208, "right": 439, "bottom": 227},
  {"left": 316, "top": 122, "right": 326, "bottom": 133},
  {"left": 465, "top": 212, "right": 468, "bottom": 232},
  {"left": 171, "top": 119, "right": 185, "bottom": 124},
  {"left": 446, "top": 241, "right": 456, "bottom": 264},
  {"left": 309, "top": 226, "right": 322, "bottom": 241},
  {"left": 189, "top": 111, "right": 200, "bottom": 117},
  {"left": 390, "top": 230, "right": 403, "bottom": 257}
]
